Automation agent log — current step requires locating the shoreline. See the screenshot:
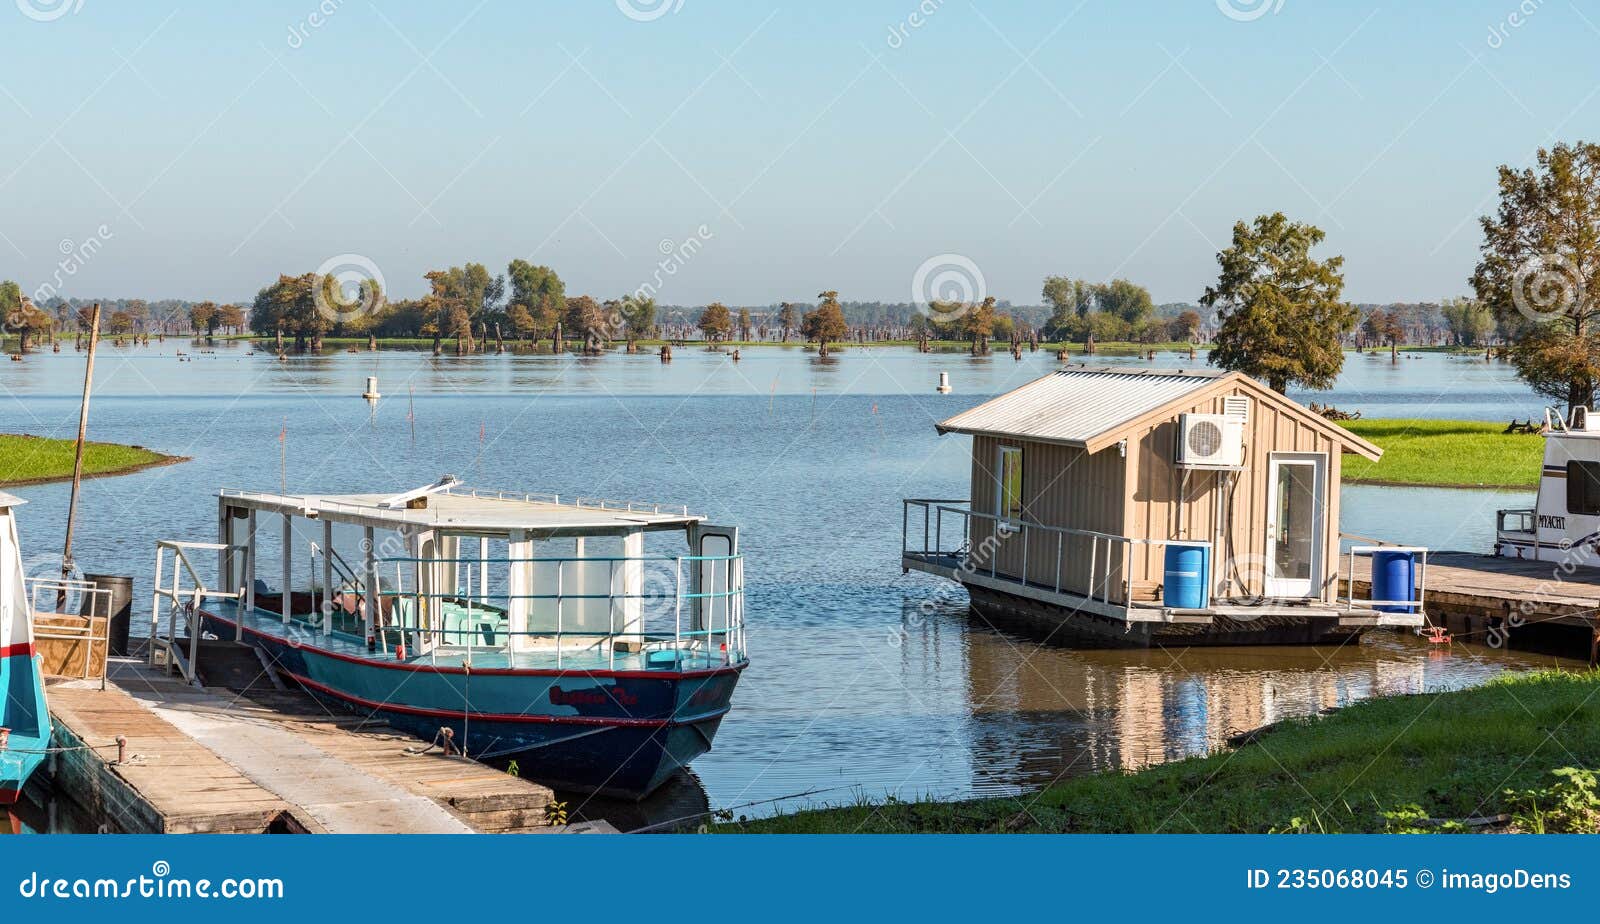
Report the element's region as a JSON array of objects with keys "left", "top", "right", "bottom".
[
  {"left": 718, "top": 669, "right": 1599, "bottom": 834},
  {"left": 0, "top": 434, "right": 188, "bottom": 489}
]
